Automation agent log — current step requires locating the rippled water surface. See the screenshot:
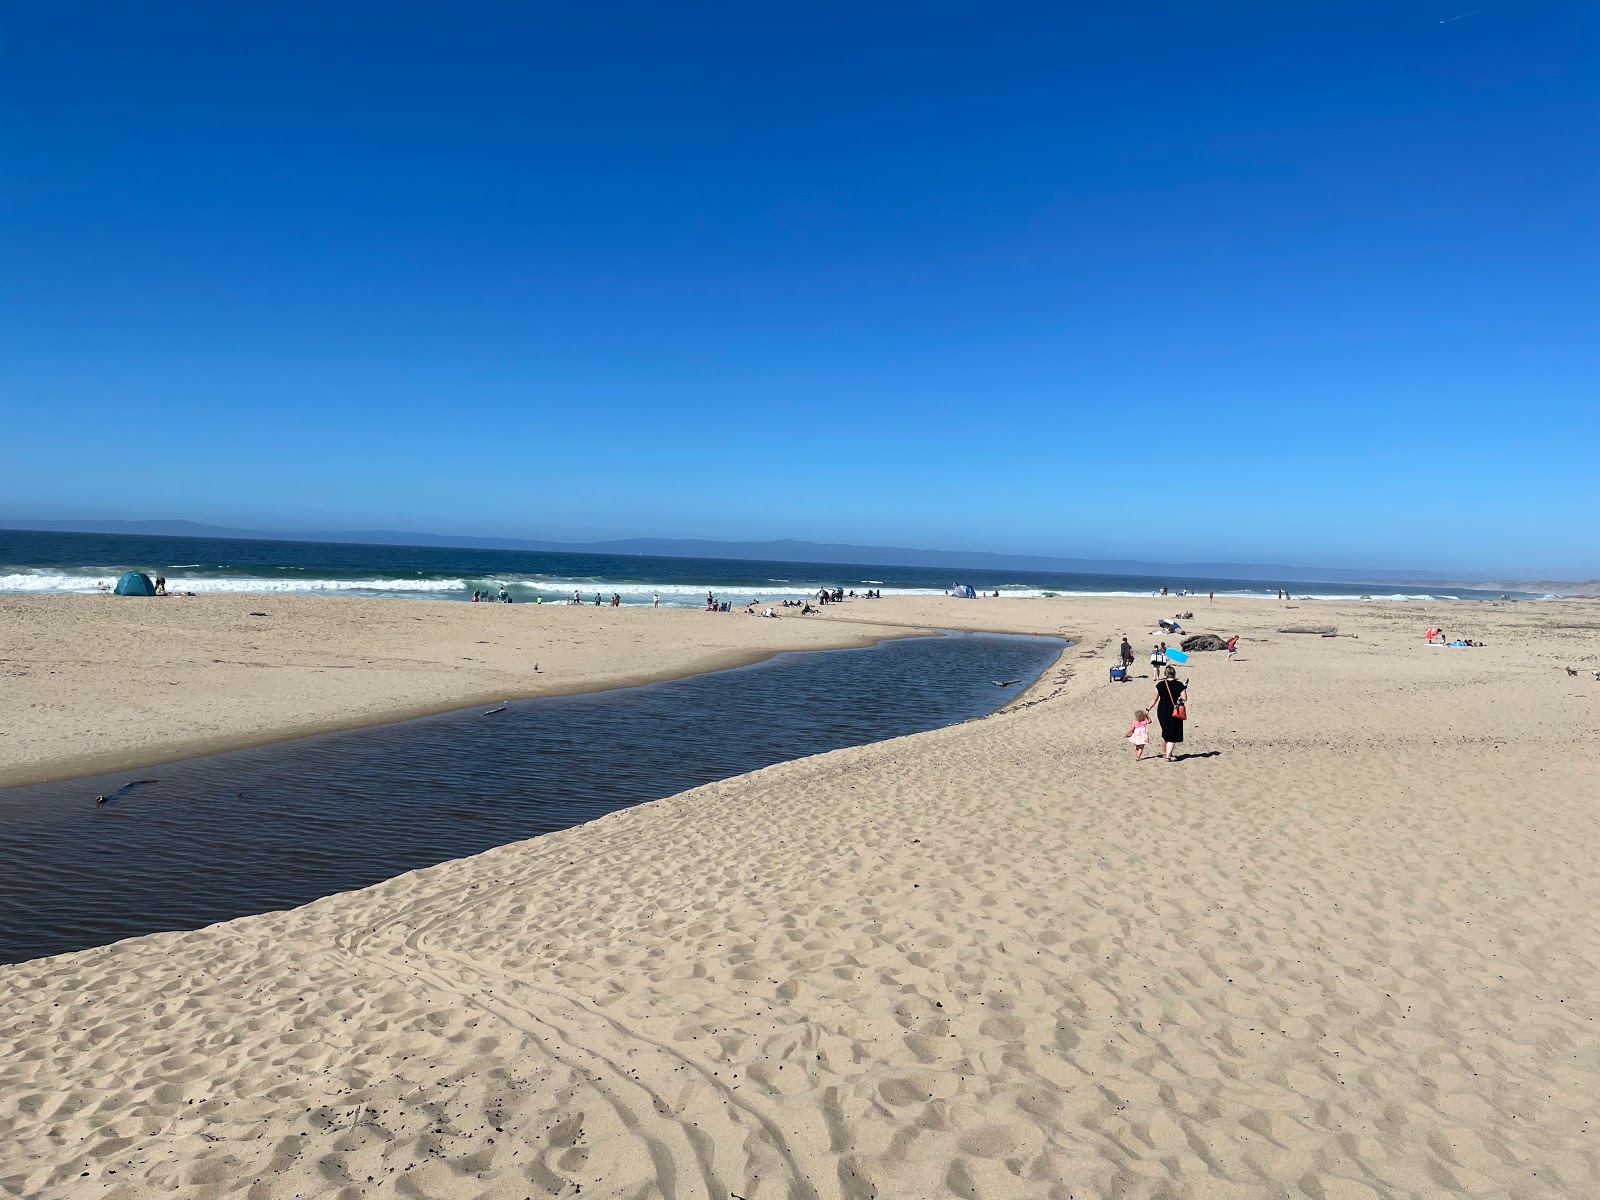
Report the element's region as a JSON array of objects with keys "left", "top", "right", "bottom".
[{"left": 1, "top": 632, "right": 1064, "bottom": 963}]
